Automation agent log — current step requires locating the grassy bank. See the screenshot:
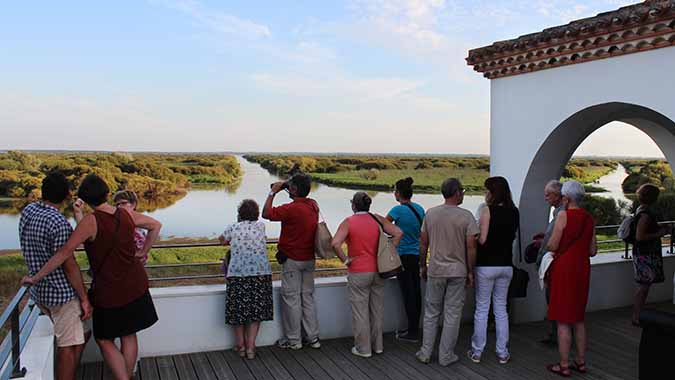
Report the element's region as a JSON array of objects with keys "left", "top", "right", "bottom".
[{"left": 244, "top": 154, "right": 617, "bottom": 194}]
